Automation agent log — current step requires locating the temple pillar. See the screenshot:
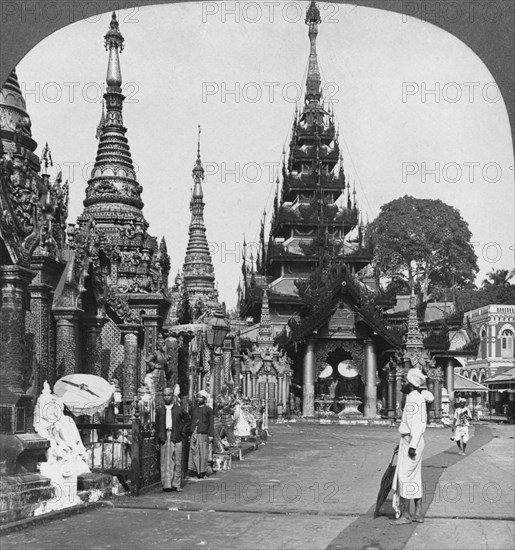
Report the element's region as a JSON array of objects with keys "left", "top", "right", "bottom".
[
  {"left": 434, "top": 370, "right": 442, "bottom": 422},
  {"left": 121, "top": 327, "right": 139, "bottom": 399},
  {"left": 27, "top": 255, "right": 64, "bottom": 392},
  {"left": 232, "top": 356, "right": 242, "bottom": 390},
  {"left": 212, "top": 351, "right": 222, "bottom": 399},
  {"left": 427, "top": 378, "right": 435, "bottom": 423},
  {"left": 251, "top": 375, "right": 257, "bottom": 398},
  {"left": 53, "top": 309, "right": 82, "bottom": 377},
  {"left": 278, "top": 375, "right": 284, "bottom": 407},
  {"left": 188, "top": 365, "right": 196, "bottom": 402},
  {"left": 0, "top": 265, "right": 36, "bottom": 394},
  {"left": 242, "top": 370, "right": 247, "bottom": 396},
  {"left": 26, "top": 283, "right": 52, "bottom": 390},
  {"left": 83, "top": 316, "right": 106, "bottom": 376},
  {"left": 302, "top": 339, "right": 316, "bottom": 417},
  {"left": 364, "top": 339, "right": 378, "bottom": 419},
  {"left": 285, "top": 373, "right": 291, "bottom": 409},
  {"left": 141, "top": 314, "right": 160, "bottom": 385},
  {"left": 387, "top": 365, "right": 396, "bottom": 419},
  {"left": 445, "top": 358, "right": 455, "bottom": 416},
  {"left": 395, "top": 370, "right": 403, "bottom": 420}
]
